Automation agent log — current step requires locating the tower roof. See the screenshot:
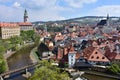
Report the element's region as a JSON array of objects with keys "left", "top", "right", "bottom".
[
  {"left": 24, "top": 9, "right": 28, "bottom": 22},
  {"left": 24, "top": 9, "right": 28, "bottom": 17}
]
